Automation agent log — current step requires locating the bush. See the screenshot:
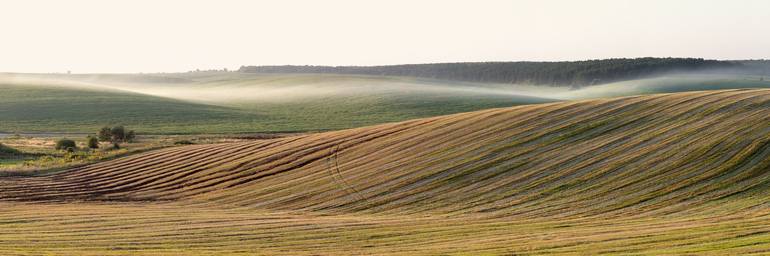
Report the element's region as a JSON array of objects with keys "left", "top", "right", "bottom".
[
  {"left": 125, "top": 130, "right": 136, "bottom": 142},
  {"left": 111, "top": 126, "right": 126, "bottom": 142},
  {"left": 97, "top": 126, "right": 135, "bottom": 143},
  {"left": 174, "top": 140, "right": 195, "bottom": 145},
  {"left": 98, "top": 127, "right": 112, "bottom": 142},
  {"left": 55, "top": 139, "right": 77, "bottom": 150},
  {"left": 0, "top": 143, "right": 20, "bottom": 155},
  {"left": 87, "top": 136, "right": 99, "bottom": 149}
]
